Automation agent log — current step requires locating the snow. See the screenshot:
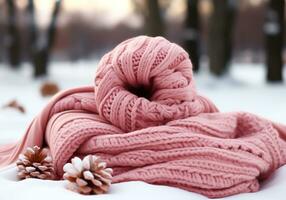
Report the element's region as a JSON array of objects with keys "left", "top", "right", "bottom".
[
  {"left": 264, "top": 22, "right": 280, "bottom": 35},
  {"left": 264, "top": 10, "right": 280, "bottom": 35},
  {"left": 196, "top": 63, "right": 286, "bottom": 124},
  {"left": 0, "top": 61, "right": 286, "bottom": 200}
]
